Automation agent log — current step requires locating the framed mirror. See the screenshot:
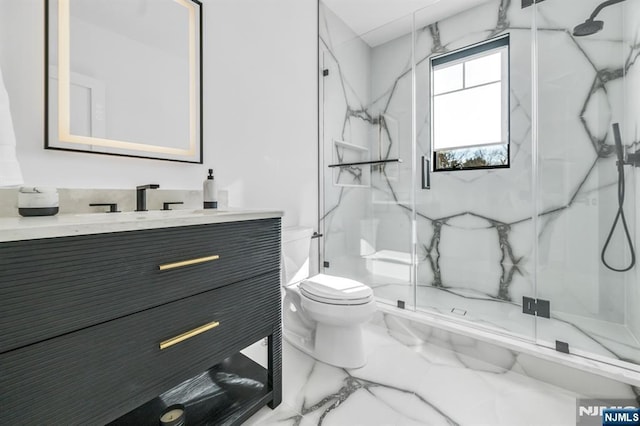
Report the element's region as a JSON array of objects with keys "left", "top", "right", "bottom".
[{"left": 45, "top": 0, "right": 203, "bottom": 163}]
